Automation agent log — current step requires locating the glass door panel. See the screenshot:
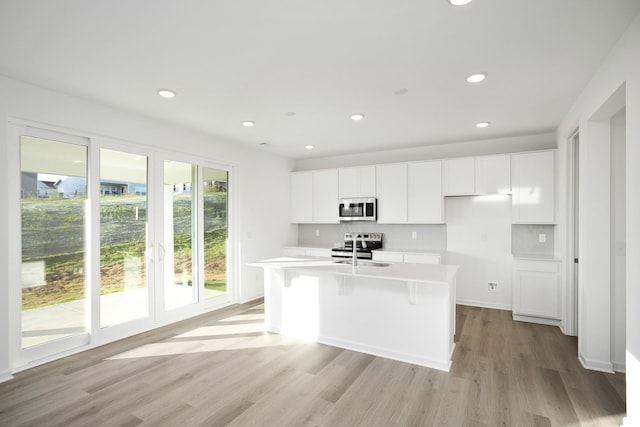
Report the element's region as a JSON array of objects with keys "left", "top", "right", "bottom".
[
  {"left": 163, "top": 161, "right": 197, "bottom": 310},
  {"left": 99, "top": 149, "right": 149, "bottom": 327},
  {"left": 20, "top": 135, "right": 88, "bottom": 348},
  {"left": 203, "top": 167, "right": 228, "bottom": 300}
]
